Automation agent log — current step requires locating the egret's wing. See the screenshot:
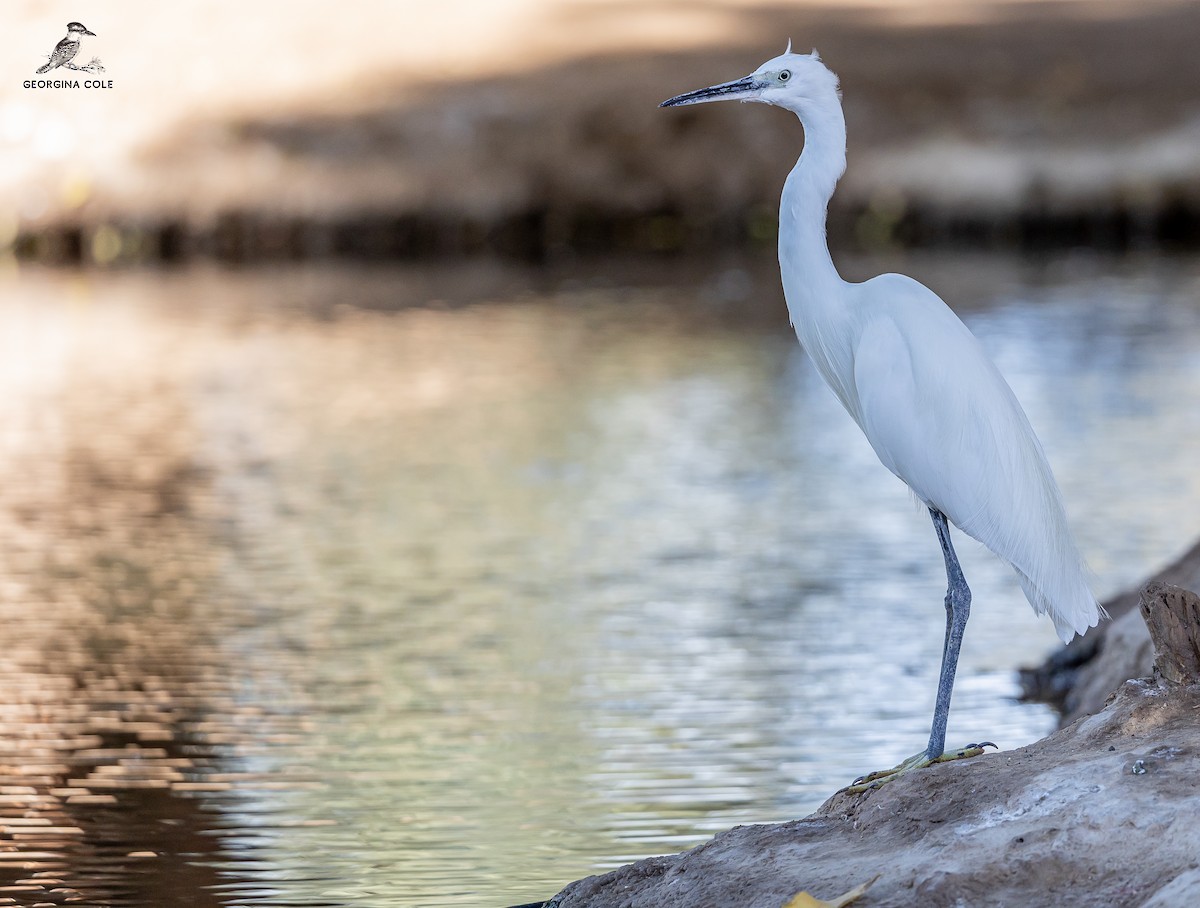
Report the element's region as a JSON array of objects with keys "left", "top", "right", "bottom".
[
  {"left": 850, "top": 275, "right": 1100, "bottom": 640},
  {"left": 850, "top": 302, "right": 993, "bottom": 520}
]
